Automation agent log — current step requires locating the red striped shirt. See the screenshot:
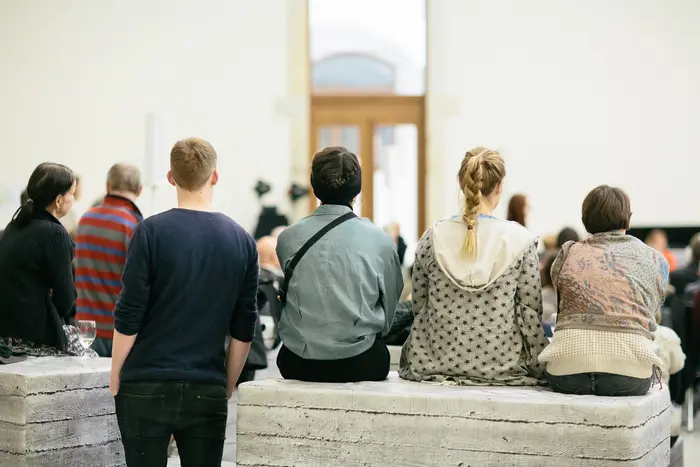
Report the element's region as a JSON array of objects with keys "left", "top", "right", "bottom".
[{"left": 74, "top": 195, "right": 142, "bottom": 339}]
